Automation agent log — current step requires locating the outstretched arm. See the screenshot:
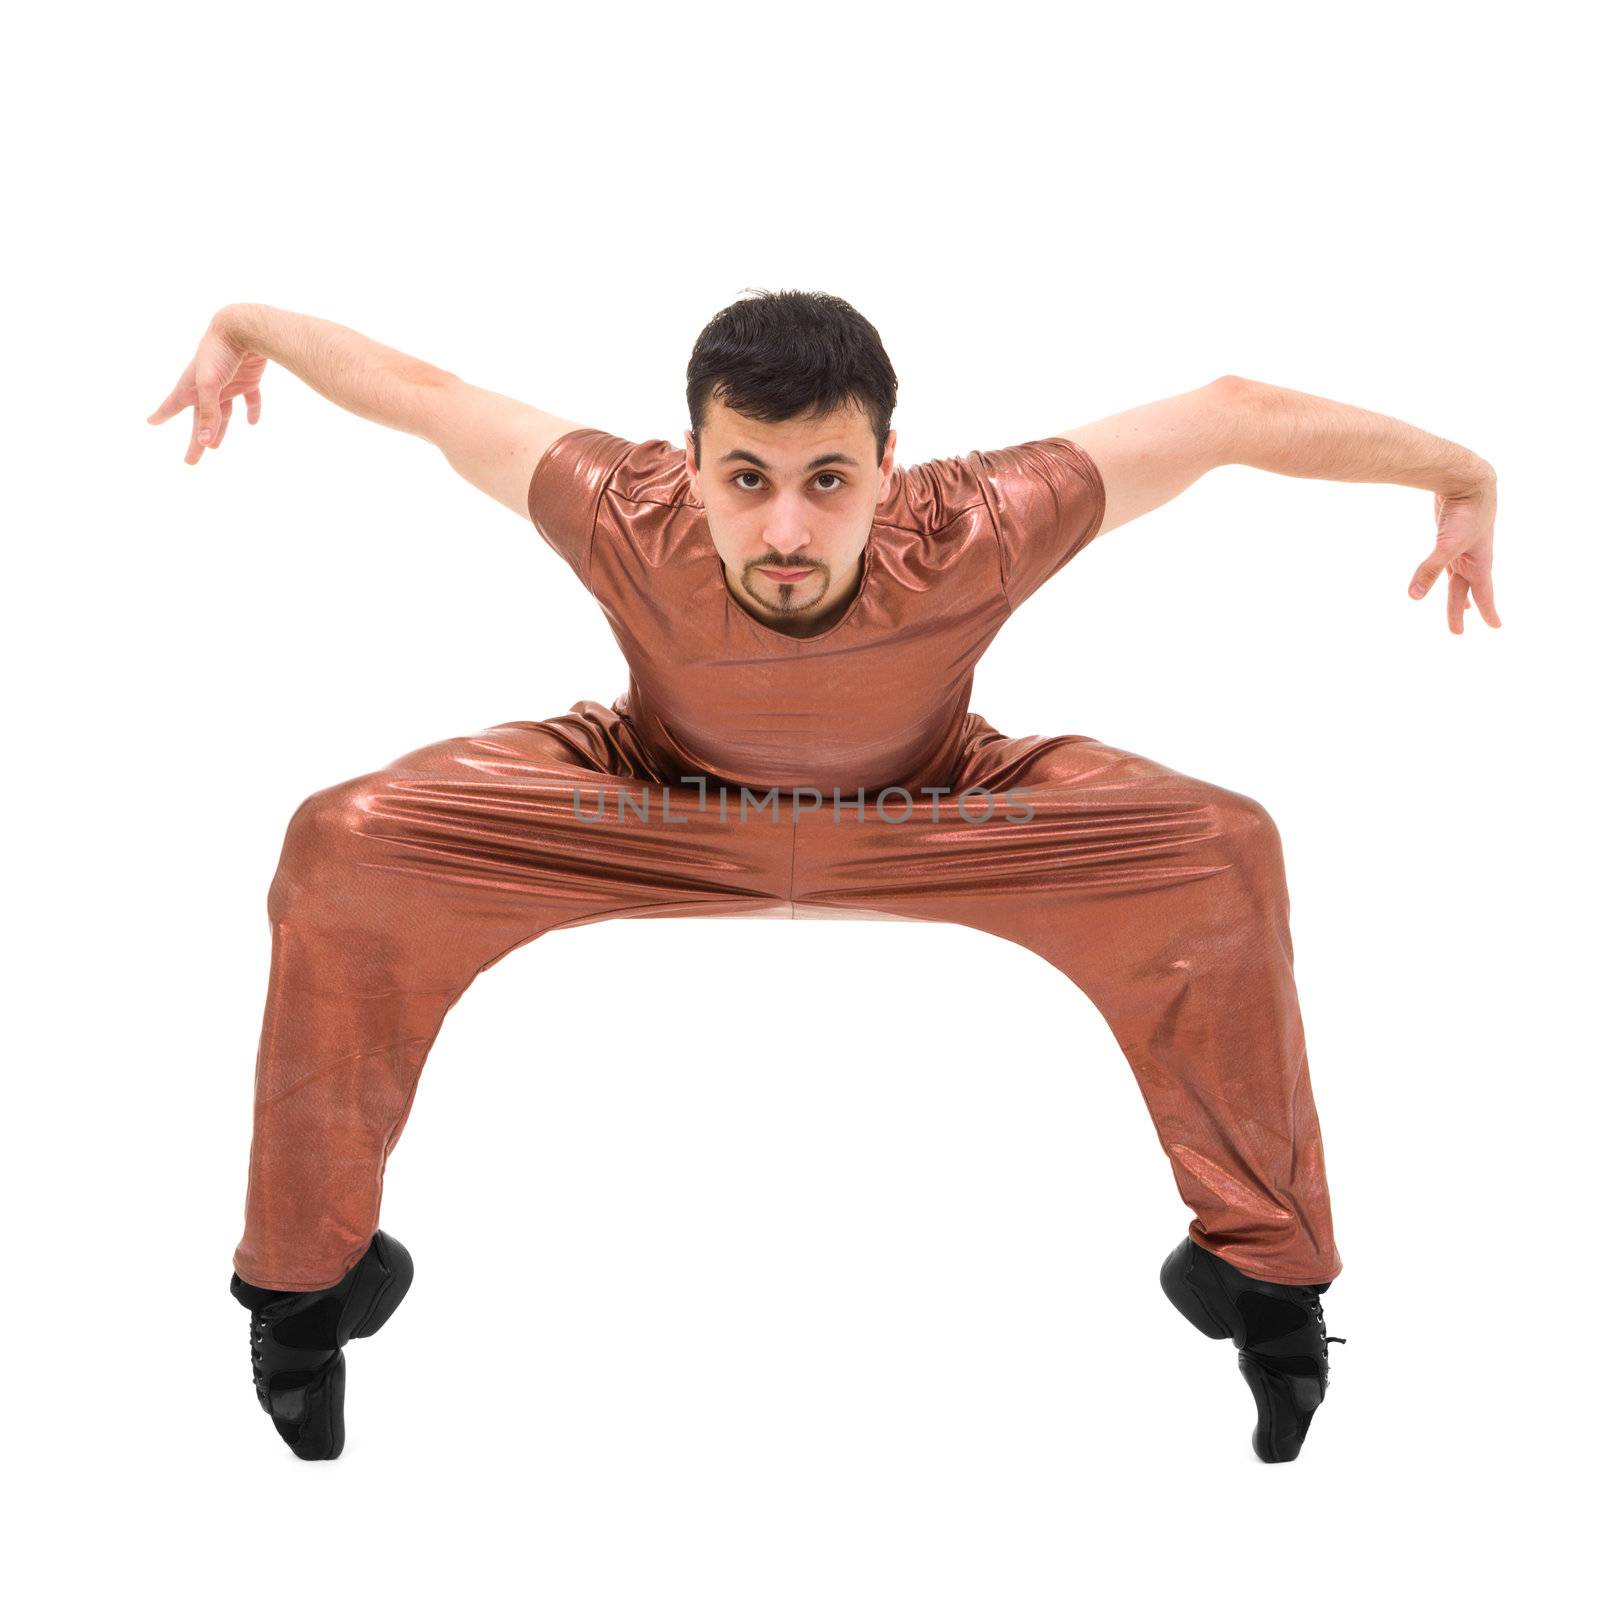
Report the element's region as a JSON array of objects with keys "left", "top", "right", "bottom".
[
  {"left": 1055, "top": 376, "right": 1501, "bottom": 633},
  {"left": 146, "top": 302, "right": 590, "bottom": 519}
]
